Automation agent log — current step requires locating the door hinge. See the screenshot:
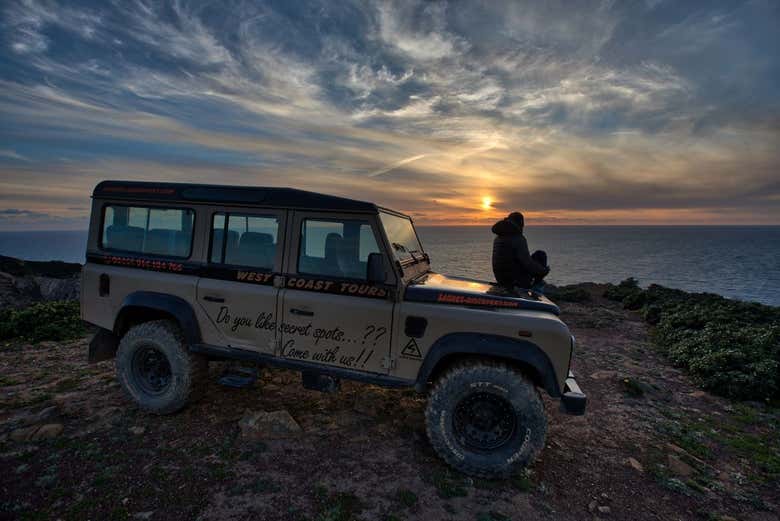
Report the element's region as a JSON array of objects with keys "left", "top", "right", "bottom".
[{"left": 381, "top": 356, "right": 396, "bottom": 370}]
